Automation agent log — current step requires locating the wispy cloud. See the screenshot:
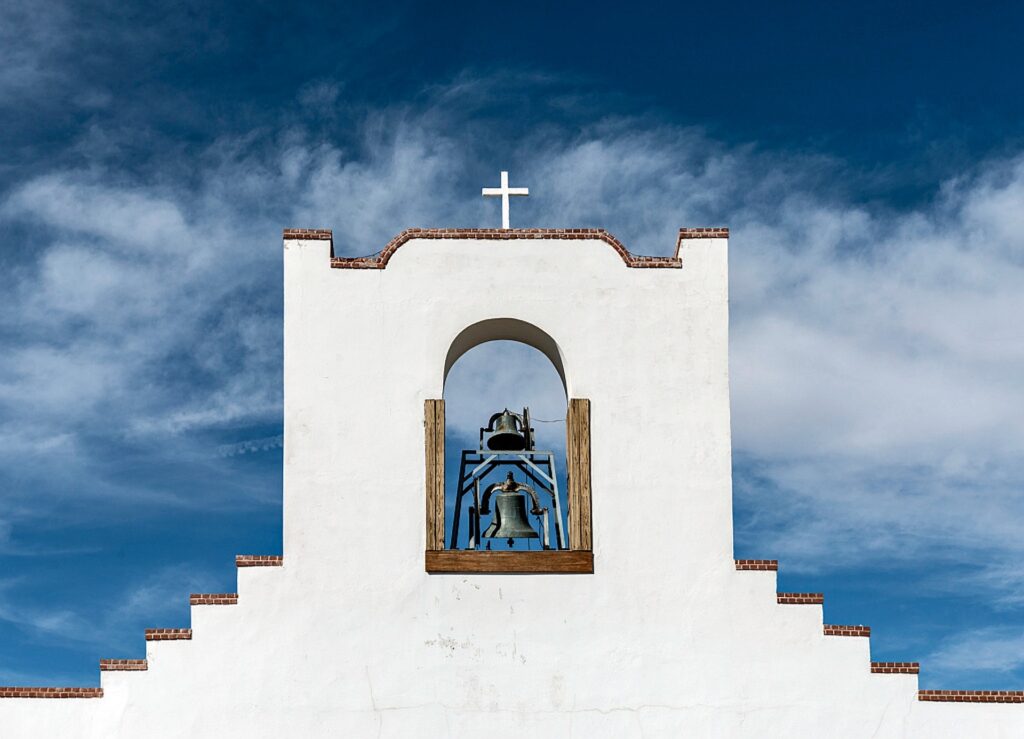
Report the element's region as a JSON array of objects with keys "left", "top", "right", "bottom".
[
  {"left": 928, "top": 627, "right": 1024, "bottom": 678},
  {"left": 215, "top": 435, "right": 284, "bottom": 458},
  {"left": 1, "top": 72, "right": 1023, "bottom": 683},
  {"left": 445, "top": 341, "right": 567, "bottom": 446},
  {"left": 0, "top": 564, "right": 213, "bottom": 653},
  {"left": 3, "top": 82, "right": 1023, "bottom": 528}
]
